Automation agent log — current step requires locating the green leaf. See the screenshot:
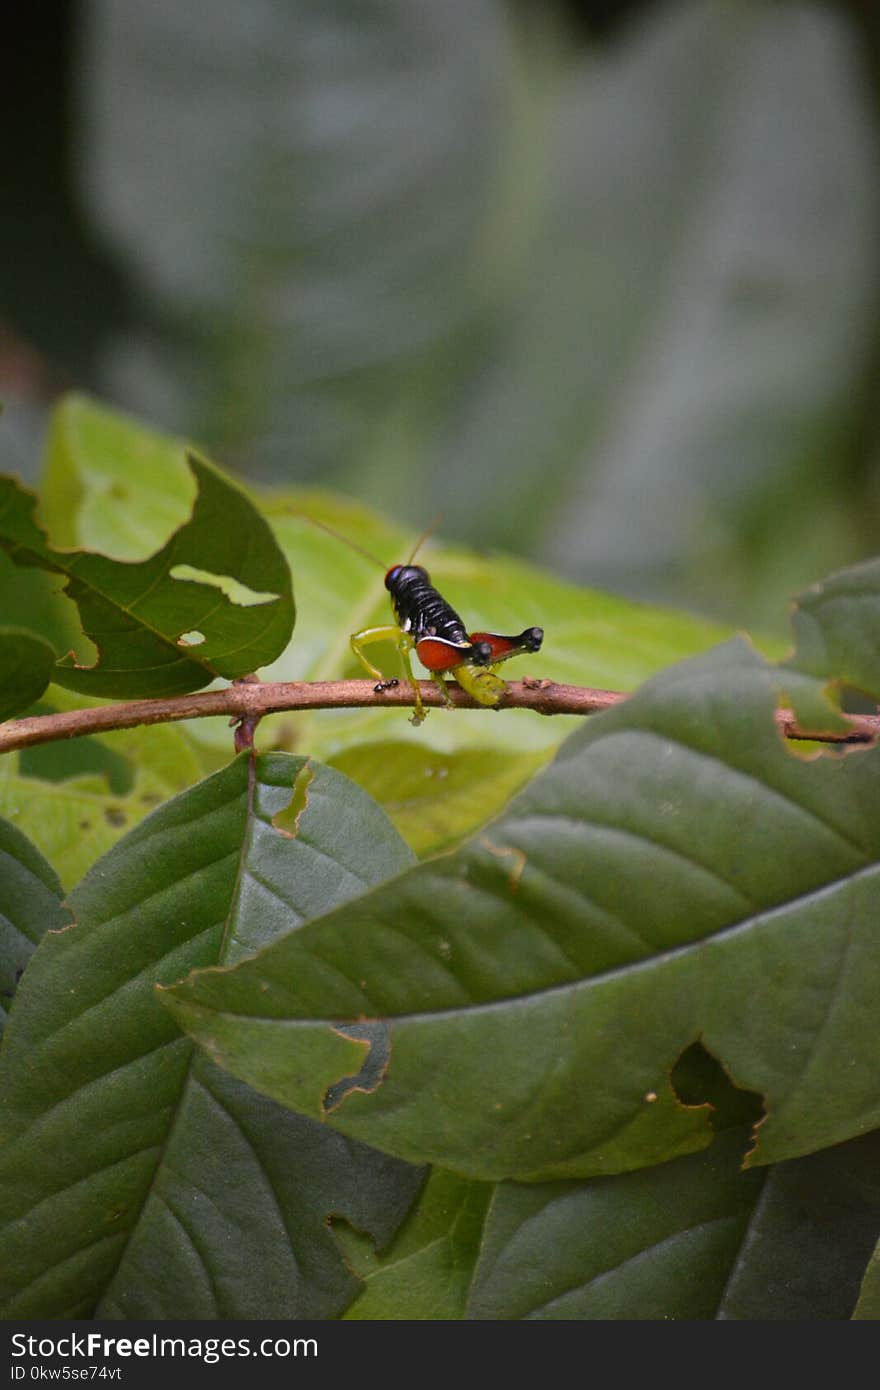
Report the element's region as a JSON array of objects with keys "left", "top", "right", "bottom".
[
  {"left": 328, "top": 741, "right": 550, "bottom": 858},
  {"left": 339, "top": 1169, "right": 494, "bottom": 1320},
  {"left": 0, "top": 752, "right": 421, "bottom": 1317},
  {"left": 0, "top": 629, "right": 55, "bottom": 720},
  {"left": 717, "top": 1130, "right": 880, "bottom": 1320},
  {"left": 786, "top": 555, "right": 880, "bottom": 699},
  {"left": 41, "top": 392, "right": 197, "bottom": 561},
  {"left": 16, "top": 708, "right": 137, "bottom": 794},
  {"left": 342, "top": 1126, "right": 880, "bottom": 1319},
  {"left": 0, "top": 396, "right": 295, "bottom": 697},
  {"left": 163, "top": 639, "right": 880, "bottom": 1181},
  {"left": 341, "top": 1129, "right": 762, "bottom": 1319},
  {"left": 0, "top": 817, "right": 69, "bottom": 1039},
  {"left": 468, "top": 1128, "right": 763, "bottom": 1319},
  {"left": 0, "top": 692, "right": 207, "bottom": 889},
  {"left": 0, "top": 548, "right": 81, "bottom": 661}
]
